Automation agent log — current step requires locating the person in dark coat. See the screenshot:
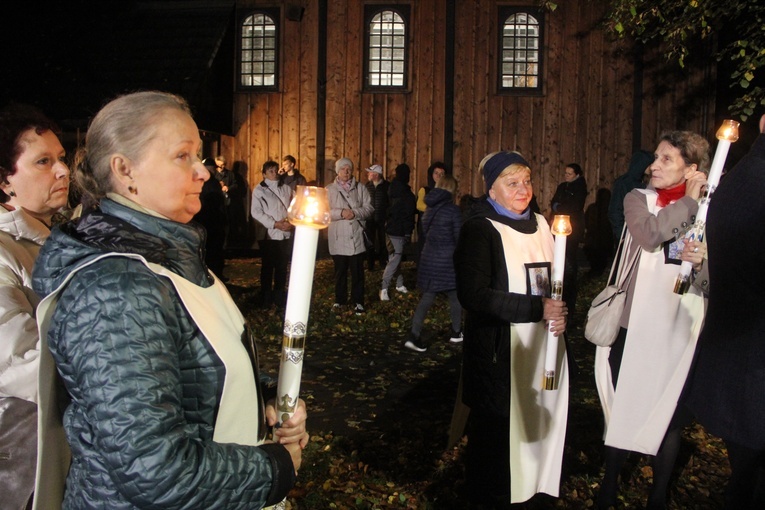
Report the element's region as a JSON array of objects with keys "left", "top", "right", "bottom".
[
  {"left": 403, "top": 175, "right": 463, "bottom": 352},
  {"left": 364, "top": 163, "right": 389, "bottom": 270},
  {"left": 379, "top": 163, "right": 416, "bottom": 300},
  {"left": 280, "top": 155, "right": 307, "bottom": 192},
  {"left": 213, "top": 155, "right": 241, "bottom": 247},
  {"left": 608, "top": 150, "right": 654, "bottom": 245},
  {"left": 550, "top": 163, "right": 588, "bottom": 322},
  {"left": 583, "top": 187, "right": 614, "bottom": 276},
  {"left": 192, "top": 157, "right": 227, "bottom": 281},
  {"left": 682, "top": 114, "right": 765, "bottom": 509},
  {"left": 415, "top": 161, "right": 447, "bottom": 265}
]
